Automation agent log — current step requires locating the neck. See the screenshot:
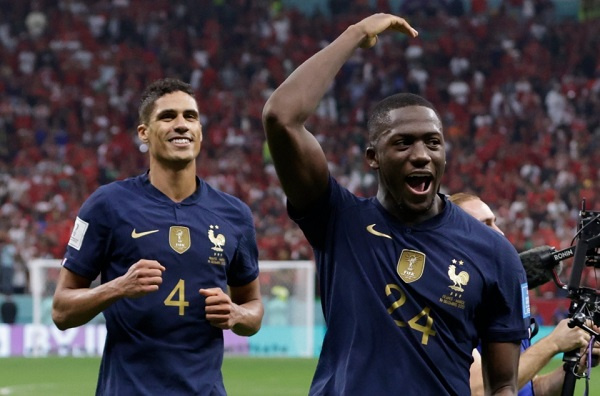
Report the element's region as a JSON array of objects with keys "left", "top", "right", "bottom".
[
  {"left": 148, "top": 161, "right": 197, "bottom": 202},
  {"left": 377, "top": 191, "right": 444, "bottom": 226}
]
